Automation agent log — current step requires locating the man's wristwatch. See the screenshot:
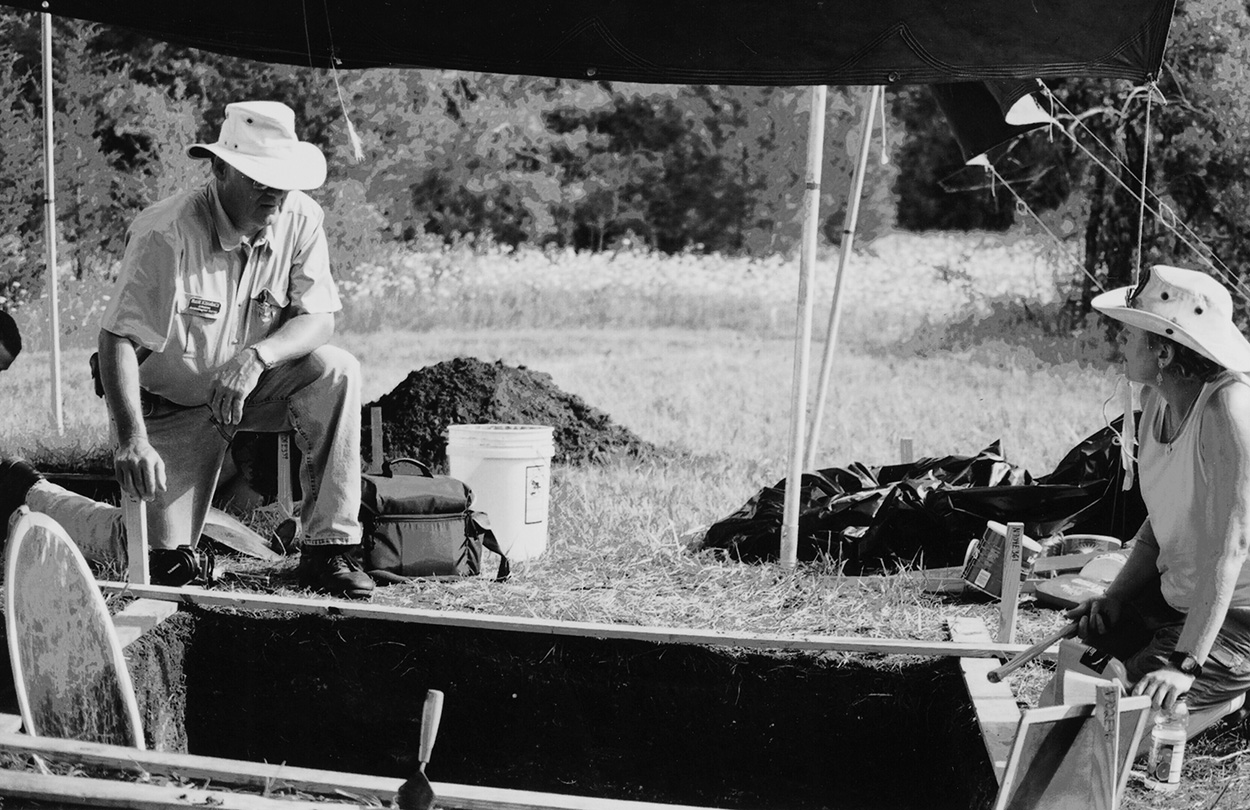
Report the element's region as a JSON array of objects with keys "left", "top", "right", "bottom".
[
  {"left": 1168, "top": 651, "right": 1203, "bottom": 677},
  {"left": 250, "top": 345, "right": 275, "bottom": 371}
]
